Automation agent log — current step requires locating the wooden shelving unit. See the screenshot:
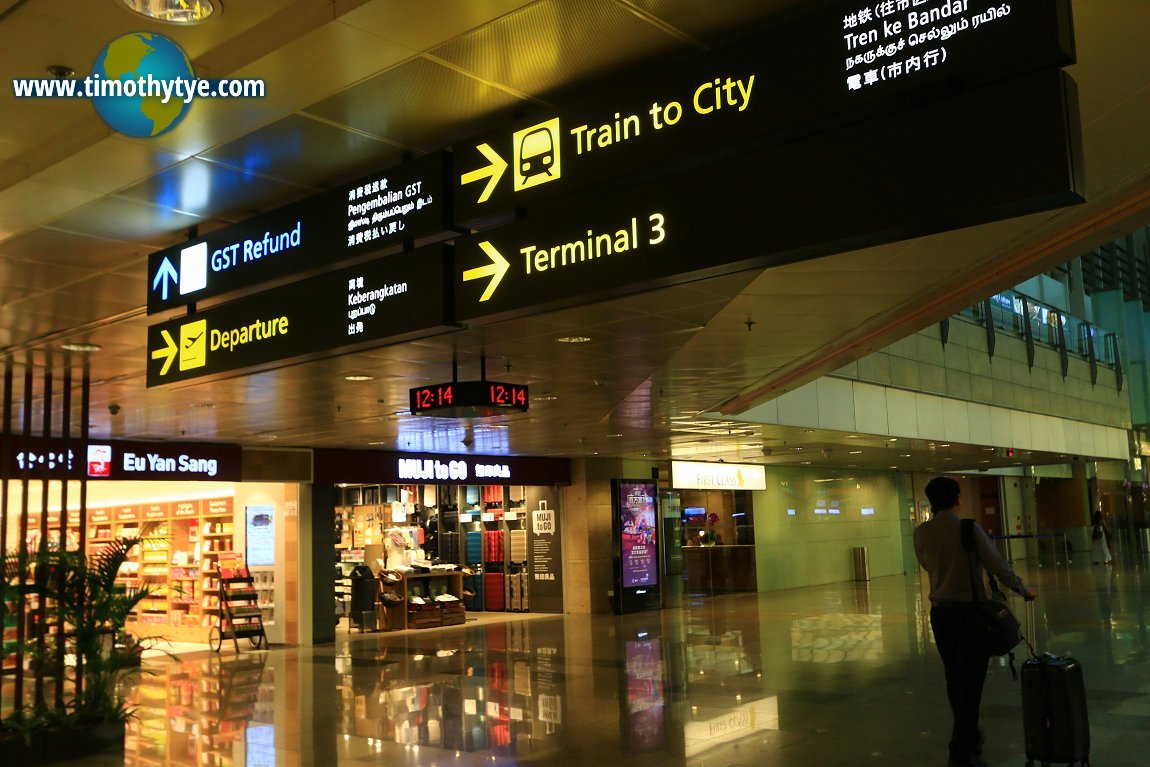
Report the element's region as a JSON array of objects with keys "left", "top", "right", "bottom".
[{"left": 209, "top": 555, "right": 268, "bottom": 653}]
